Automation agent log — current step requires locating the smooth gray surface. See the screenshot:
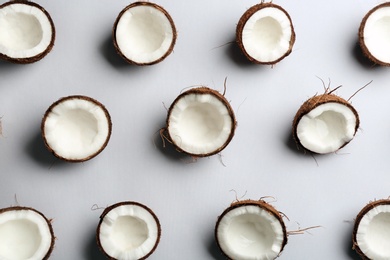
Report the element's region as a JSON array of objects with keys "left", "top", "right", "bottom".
[{"left": 0, "top": 0, "right": 389, "bottom": 259}]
